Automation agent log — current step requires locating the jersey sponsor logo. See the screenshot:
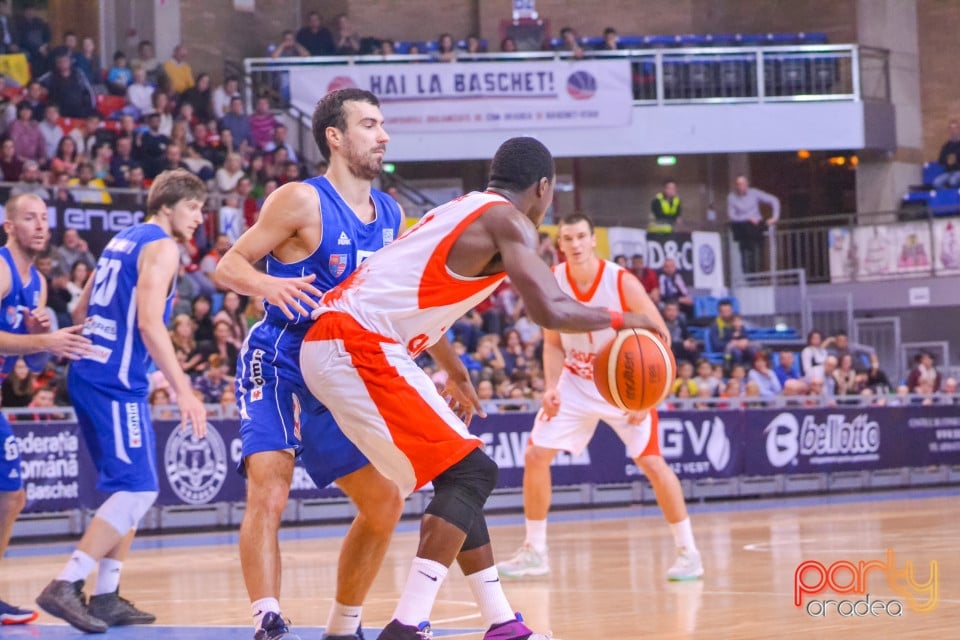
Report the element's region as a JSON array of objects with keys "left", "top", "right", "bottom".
[
  {"left": 565, "top": 348, "right": 597, "bottom": 380},
  {"left": 250, "top": 387, "right": 263, "bottom": 402},
  {"left": 85, "top": 314, "right": 118, "bottom": 341},
  {"left": 4, "top": 305, "right": 26, "bottom": 330},
  {"left": 337, "top": 231, "right": 352, "bottom": 246},
  {"left": 383, "top": 228, "right": 395, "bottom": 245},
  {"left": 248, "top": 348, "right": 266, "bottom": 387},
  {"left": 125, "top": 402, "right": 142, "bottom": 448},
  {"left": 164, "top": 423, "right": 228, "bottom": 505},
  {"left": 291, "top": 393, "right": 302, "bottom": 441},
  {"left": 104, "top": 237, "right": 137, "bottom": 254},
  {"left": 329, "top": 254, "right": 348, "bottom": 278},
  {"left": 86, "top": 345, "right": 113, "bottom": 363}
]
